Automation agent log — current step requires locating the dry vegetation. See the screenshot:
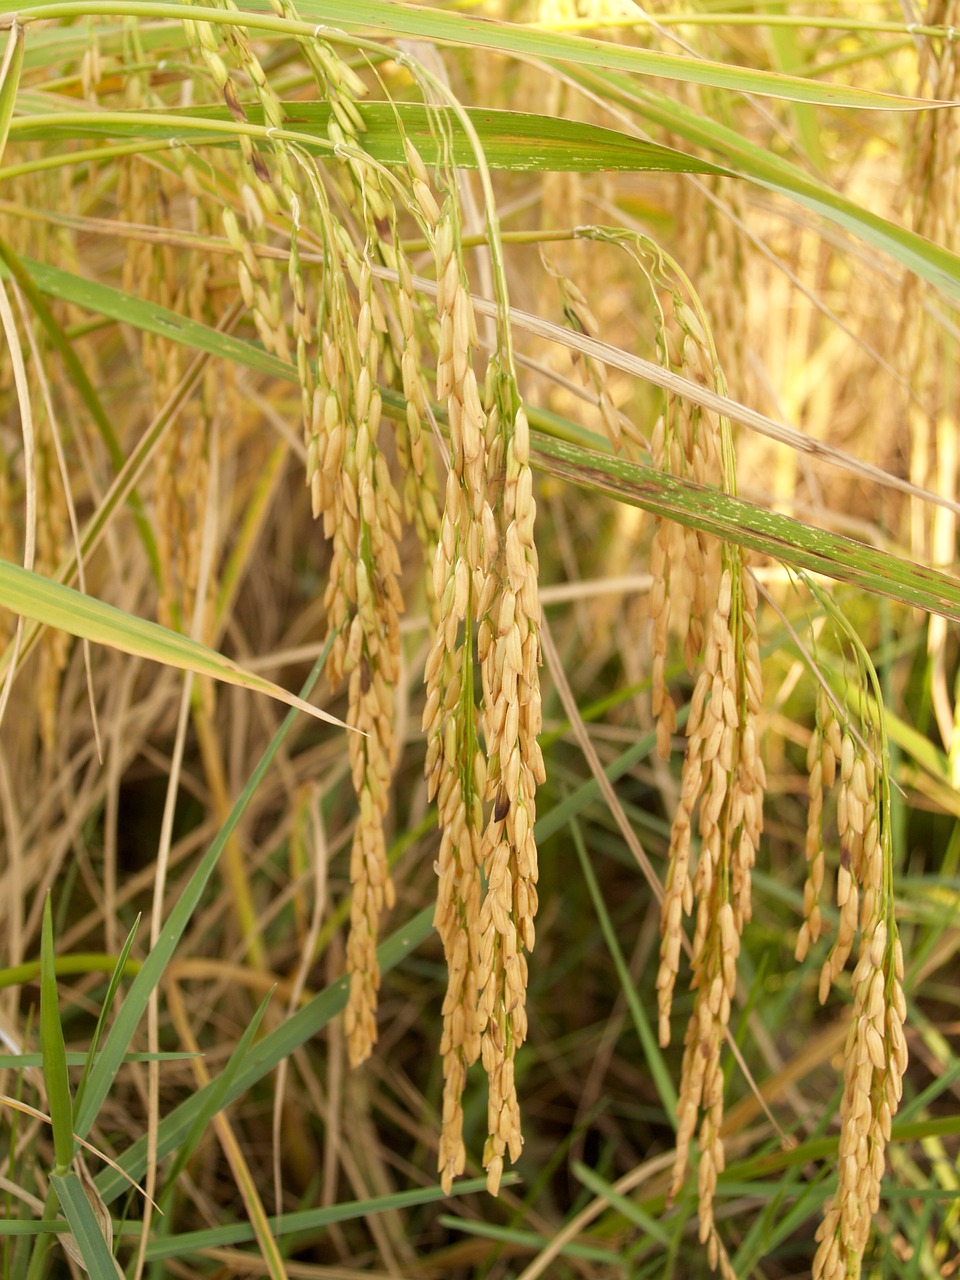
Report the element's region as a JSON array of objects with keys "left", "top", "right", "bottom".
[{"left": 0, "top": 1, "right": 958, "bottom": 1277}]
